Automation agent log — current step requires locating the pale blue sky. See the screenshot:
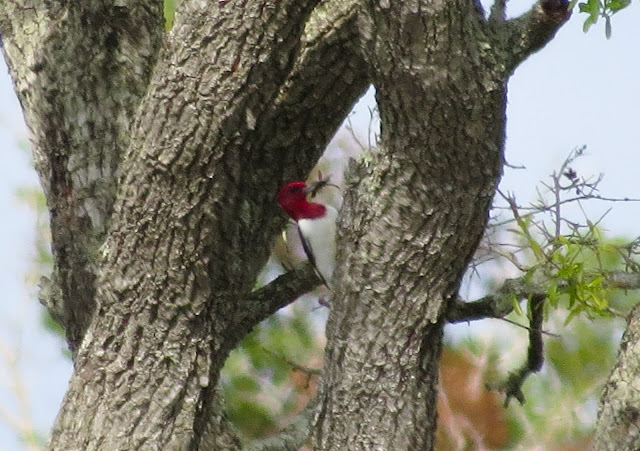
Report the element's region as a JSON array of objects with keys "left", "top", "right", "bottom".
[{"left": 0, "top": 2, "right": 638, "bottom": 448}]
